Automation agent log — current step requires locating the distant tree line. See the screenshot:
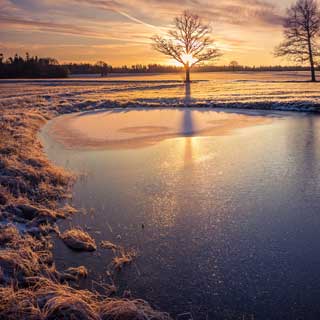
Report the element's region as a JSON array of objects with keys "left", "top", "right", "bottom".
[
  {"left": 66, "top": 61, "right": 112, "bottom": 76},
  {"left": 194, "top": 64, "right": 319, "bottom": 72},
  {"left": 65, "top": 62, "right": 319, "bottom": 74},
  {"left": 0, "top": 53, "right": 69, "bottom": 78},
  {"left": 65, "top": 63, "right": 183, "bottom": 74},
  {"left": 0, "top": 53, "right": 319, "bottom": 79},
  {"left": 37, "top": 60, "right": 320, "bottom": 74}
]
